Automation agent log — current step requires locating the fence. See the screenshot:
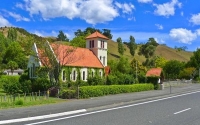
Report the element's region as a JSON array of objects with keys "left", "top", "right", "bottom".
[
  {"left": 163, "top": 80, "right": 193, "bottom": 87},
  {"left": 0, "top": 91, "right": 50, "bottom": 103}
]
